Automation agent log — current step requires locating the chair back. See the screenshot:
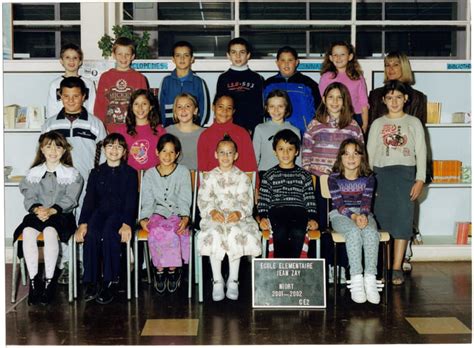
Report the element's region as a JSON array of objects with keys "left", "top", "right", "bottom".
[{"left": 319, "top": 174, "right": 331, "bottom": 199}]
